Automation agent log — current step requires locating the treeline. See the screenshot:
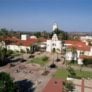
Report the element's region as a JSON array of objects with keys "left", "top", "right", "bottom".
[
  {"left": 0, "top": 28, "right": 21, "bottom": 38},
  {"left": 0, "top": 28, "right": 68, "bottom": 40}
]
